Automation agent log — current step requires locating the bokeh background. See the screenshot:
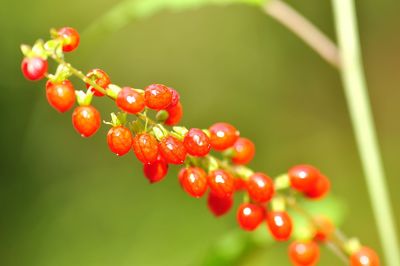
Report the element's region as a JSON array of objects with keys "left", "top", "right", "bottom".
[{"left": 0, "top": 0, "right": 399, "bottom": 265}]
